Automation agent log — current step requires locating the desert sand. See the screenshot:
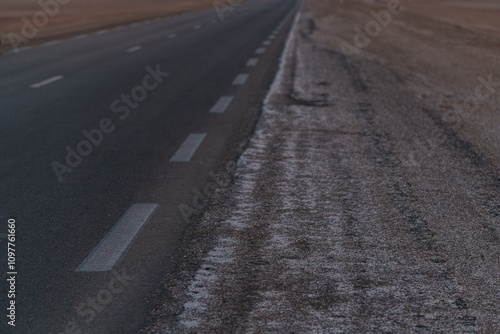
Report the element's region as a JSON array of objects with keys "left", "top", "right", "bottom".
[{"left": 0, "top": 0, "right": 216, "bottom": 51}]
